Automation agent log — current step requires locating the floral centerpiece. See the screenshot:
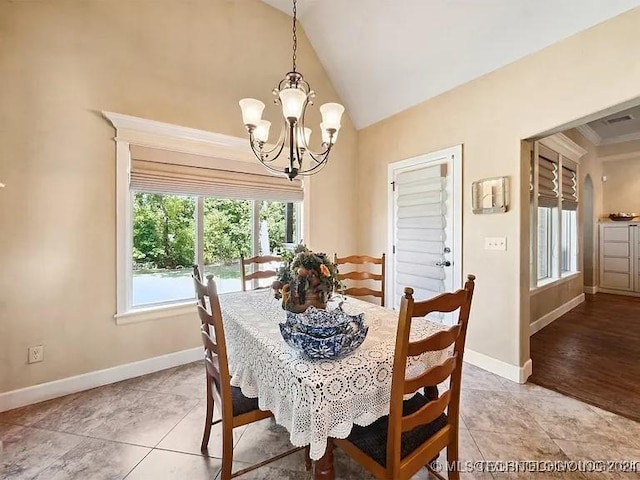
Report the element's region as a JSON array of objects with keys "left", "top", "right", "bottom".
[{"left": 272, "top": 244, "right": 340, "bottom": 312}]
